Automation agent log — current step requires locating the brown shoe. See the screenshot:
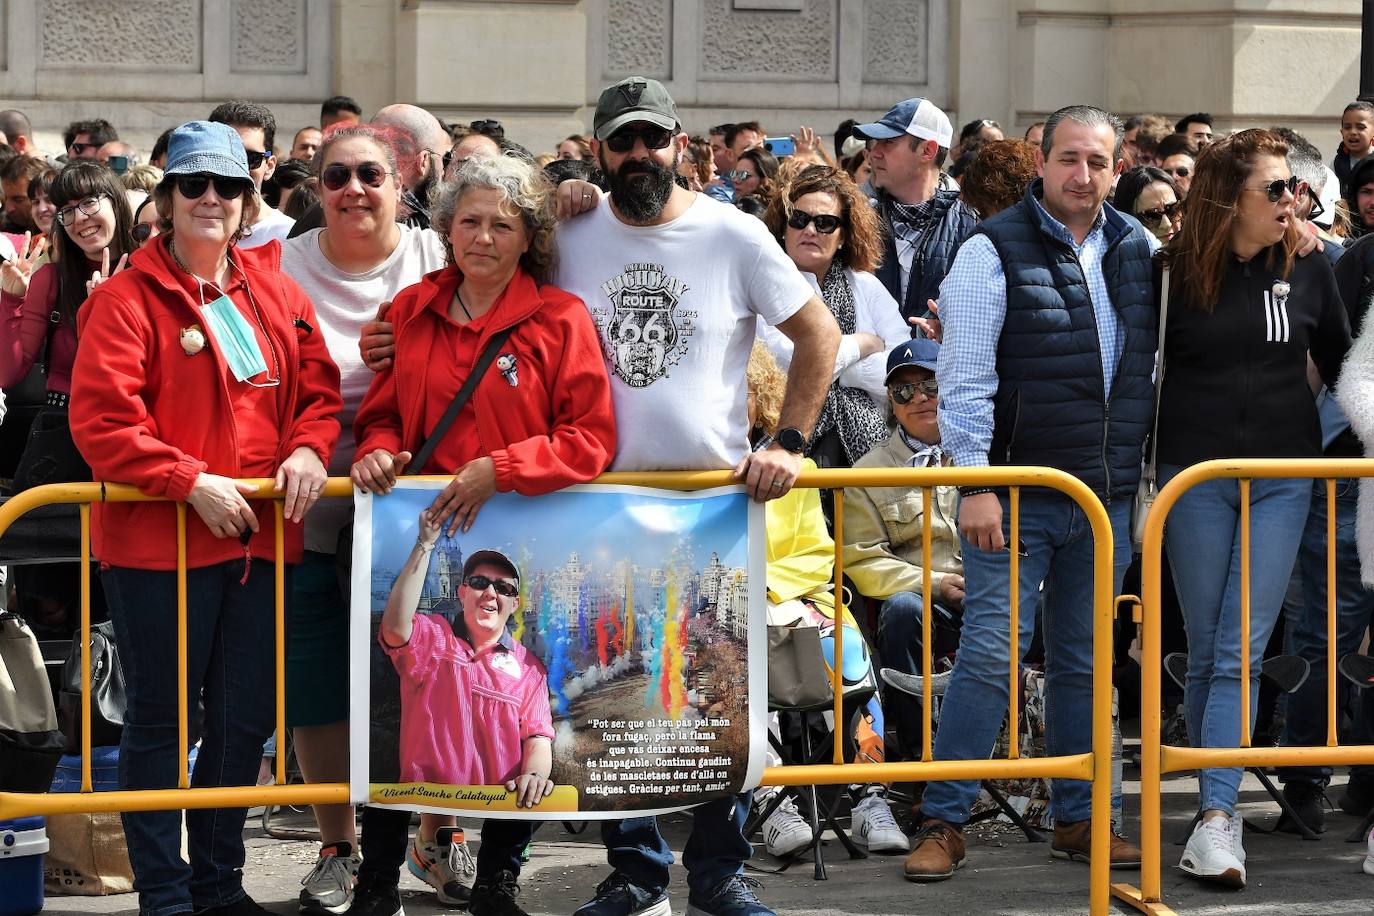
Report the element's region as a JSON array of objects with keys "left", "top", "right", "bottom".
[
  {"left": 903, "top": 819, "right": 965, "bottom": 881},
  {"left": 1050, "top": 819, "right": 1142, "bottom": 869}
]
